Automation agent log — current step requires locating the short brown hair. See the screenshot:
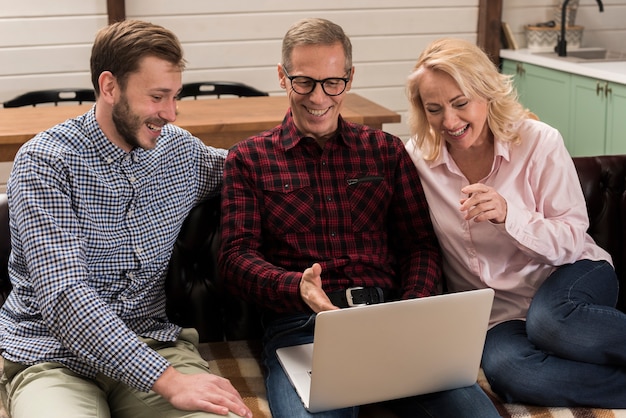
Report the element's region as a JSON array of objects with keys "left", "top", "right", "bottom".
[{"left": 90, "top": 19, "right": 186, "bottom": 96}]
